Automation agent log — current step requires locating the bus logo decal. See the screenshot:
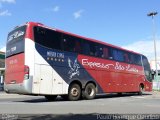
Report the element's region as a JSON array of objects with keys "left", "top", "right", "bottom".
[
  {"left": 82, "top": 59, "right": 114, "bottom": 69},
  {"left": 68, "top": 58, "right": 80, "bottom": 79},
  {"left": 82, "top": 59, "right": 139, "bottom": 73},
  {"left": 8, "top": 31, "right": 25, "bottom": 42}
]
